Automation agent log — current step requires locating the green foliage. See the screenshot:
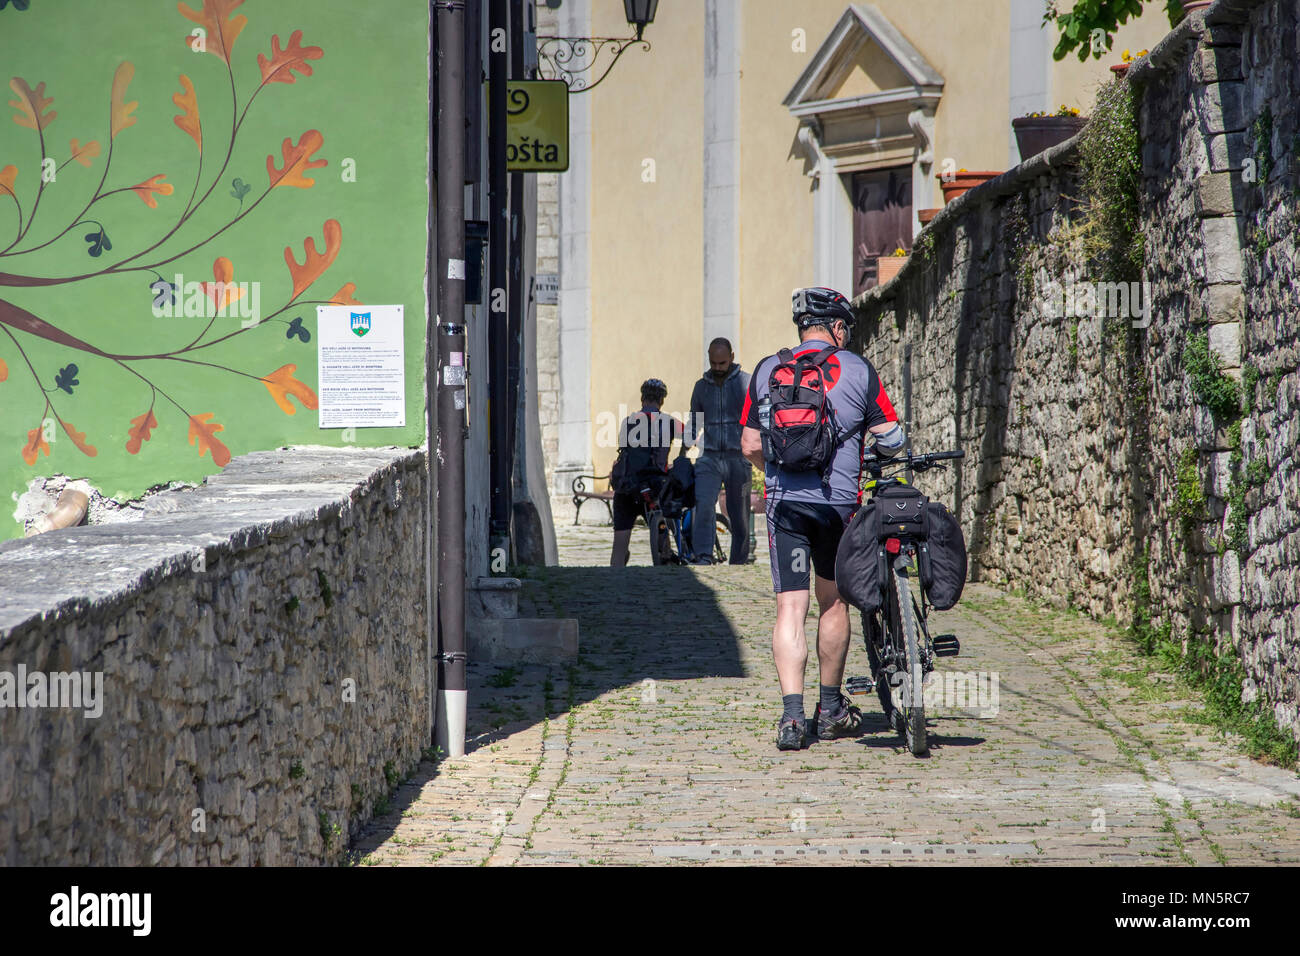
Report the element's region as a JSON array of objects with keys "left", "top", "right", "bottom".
[
  {"left": 1240, "top": 364, "right": 1260, "bottom": 414},
  {"left": 1044, "top": 0, "right": 1185, "bottom": 63},
  {"left": 1077, "top": 79, "right": 1144, "bottom": 281},
  {"left": 319, "top": 811, "right": 341, "bottom": 845},
  {"left": 1252, "top": 106, "right": 1274, "bottom": 182},
  {"left": 1267, "top": 369, "right": 1284, "bottom": 402},
  {"left": 1172, "top": 444, "right": 1208, "bottom": 553},
  {"left": 1128, "top": 550, "right": 1156, "bottom": 653},
  {"left": 1180, "top": 634, "right": 1299, "bottom": 767},
  {"left": 1172, "top": 447, "right": 1205, "bottom": 536},
  {"left": 1127, "top": 552, "right": 1297, "bottom": 768},
  {"left": 316, "top": 569, "right": 333, "bottom": 608},
  {"left": 1182, "top": 332, "right": 1240, "bottom": 419},
  {"left": 383, "top": 759, "right": 400, "bottom": 789},
  {"left": 289, "top": 760, "right": 305, "bottom": 780},
  {"left": 486, "top": 666, "right": 521, "bottom": 689},
  {"left": 283, "top": 595, "right": 299, "bottom": 615}
]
